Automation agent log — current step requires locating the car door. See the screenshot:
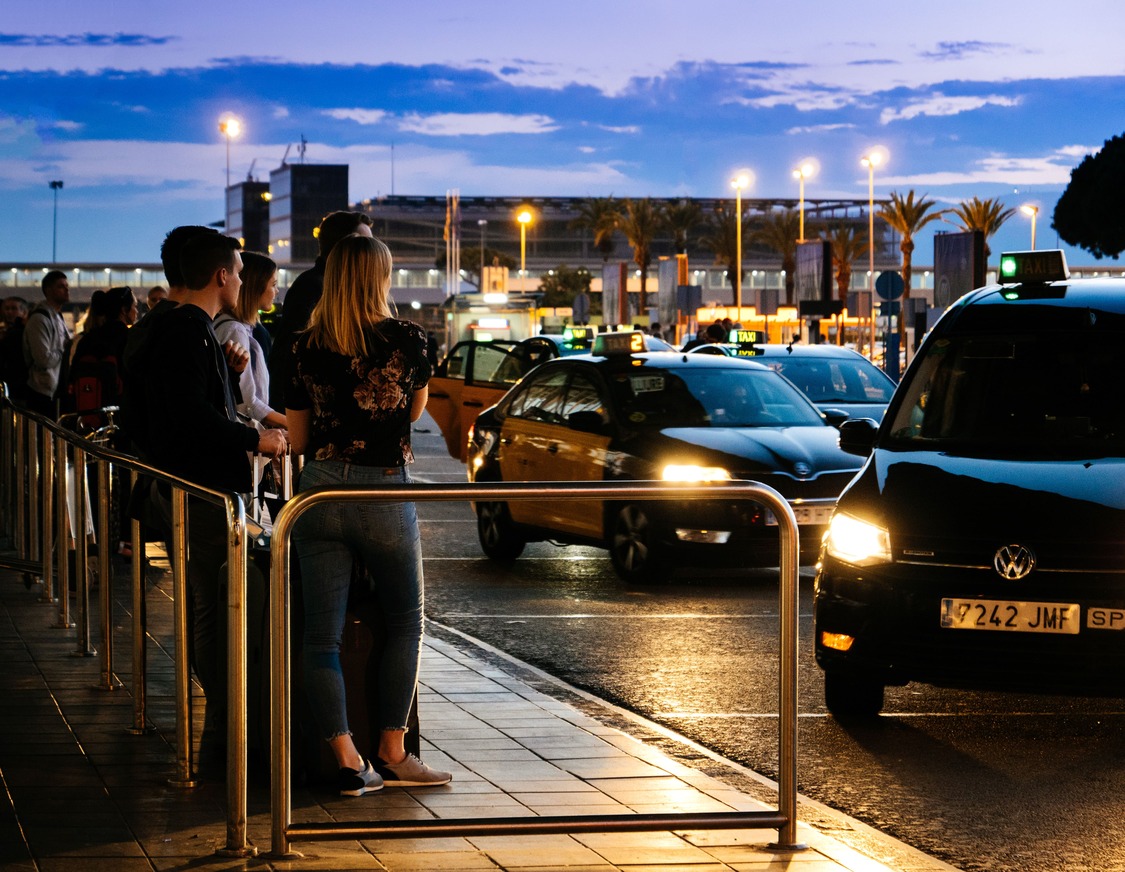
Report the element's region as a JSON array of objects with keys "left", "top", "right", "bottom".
[
  {"left": 427, "top": 341, "right": 521, "bottom": 461},
  {"left": 547, "top": 371, "right": 613, "bottom": 538},
  {"left": 499, "top": 368, "right": 570, "bottom": 528}
]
